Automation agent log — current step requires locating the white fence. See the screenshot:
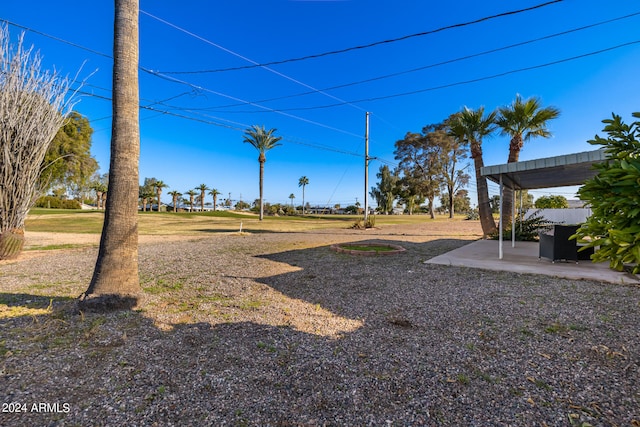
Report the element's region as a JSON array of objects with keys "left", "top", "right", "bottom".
[{"left": 525, "top": 208, "right": 592, "bottom": 224}]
